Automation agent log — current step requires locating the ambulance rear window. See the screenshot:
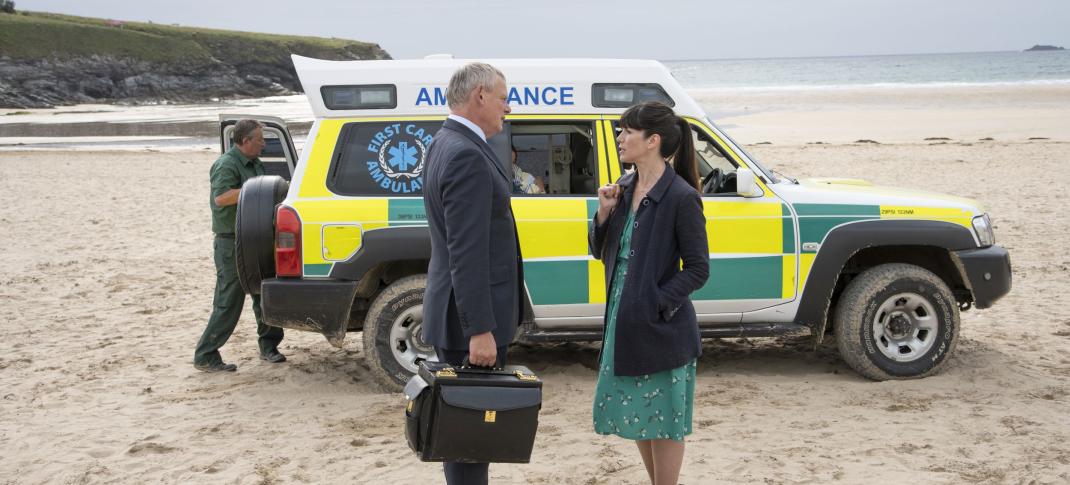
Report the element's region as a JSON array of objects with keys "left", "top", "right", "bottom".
[
  {"left": 592, "top": 83, "right": 674, "bottom": 108},
  {"left": 327, "top": 121, "right": 440, "bottom": 196}
]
